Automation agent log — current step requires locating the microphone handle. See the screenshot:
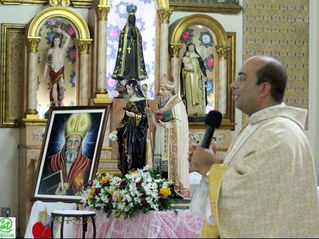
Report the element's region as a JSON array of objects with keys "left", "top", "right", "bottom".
[{"left": 200, "top": 126, "right": 215, "bottom": 149}]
